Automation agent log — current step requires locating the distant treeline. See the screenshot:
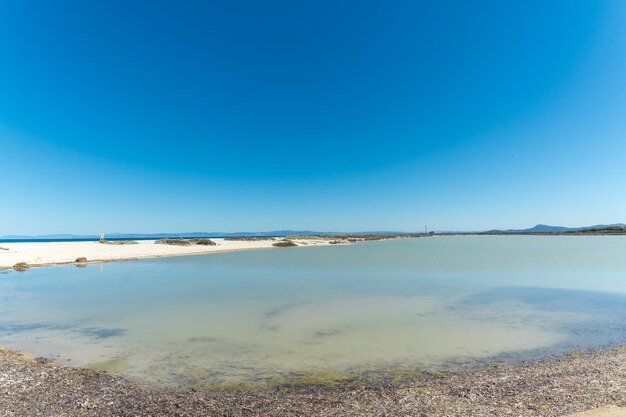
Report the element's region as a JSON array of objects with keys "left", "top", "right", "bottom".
[{"left": 480, "top": 226, "right": 626, "bottom": 236}]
